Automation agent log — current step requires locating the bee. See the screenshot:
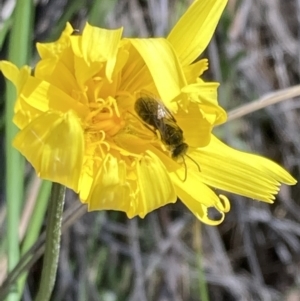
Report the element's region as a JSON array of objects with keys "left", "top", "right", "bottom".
[{"left": 134, "top": 94, "right": 200, "bottom": 181}]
